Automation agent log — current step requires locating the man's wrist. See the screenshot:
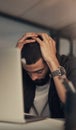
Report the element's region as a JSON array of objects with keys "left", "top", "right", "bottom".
[
  {"left": 46, "top": 57, "right": 60, "bottom": 71},
  {"left": 51, "top": 66, "right": 66, "bottom": 77}
]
